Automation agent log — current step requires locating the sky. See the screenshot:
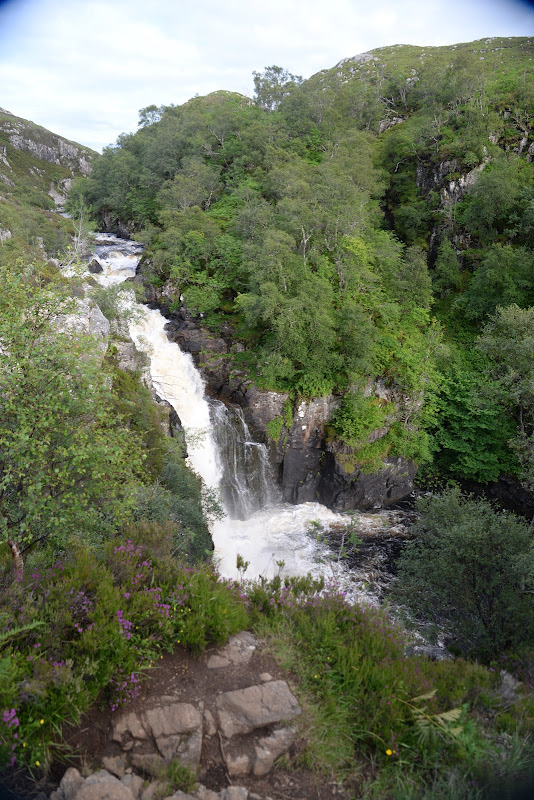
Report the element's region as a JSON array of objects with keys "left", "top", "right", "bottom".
[{"left": 0, "top": 0, "right": 533, "bottom": 152}]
